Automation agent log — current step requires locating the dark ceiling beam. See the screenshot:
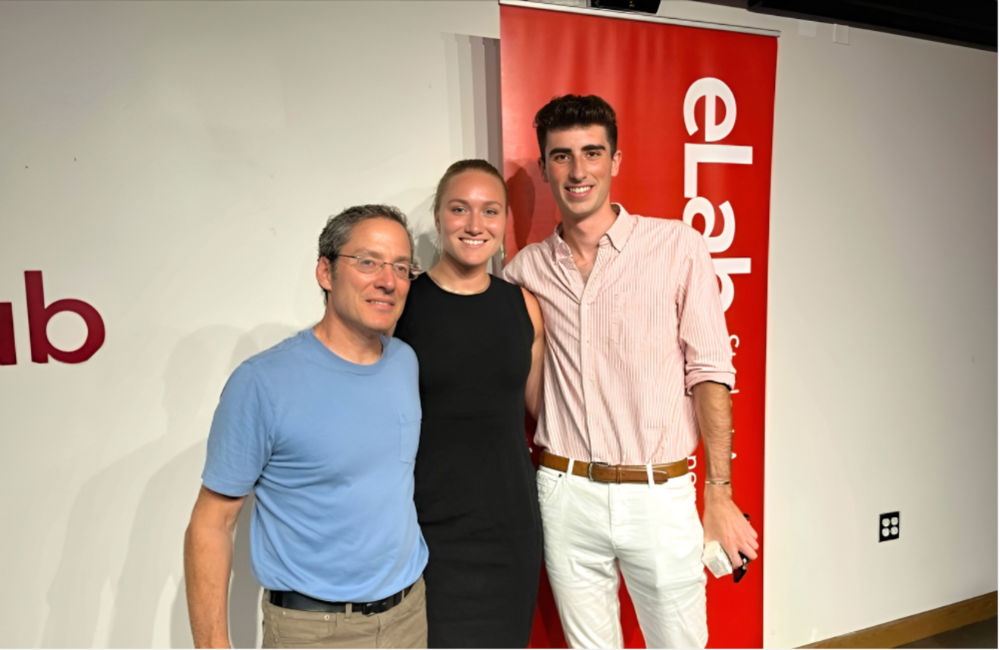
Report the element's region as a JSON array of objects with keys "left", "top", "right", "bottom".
[{"left": 746, "top": 0, "right": 997, "bottom": 50}]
